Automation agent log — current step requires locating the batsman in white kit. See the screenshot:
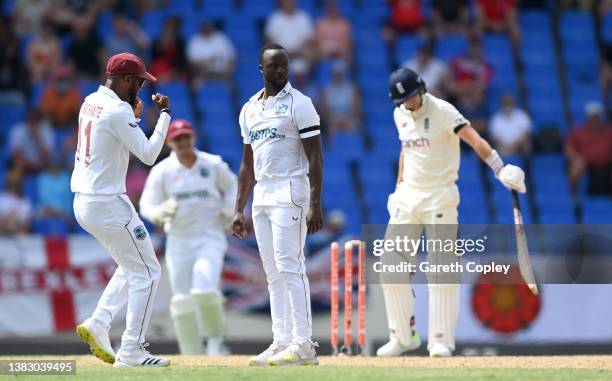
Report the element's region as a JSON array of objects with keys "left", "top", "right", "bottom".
[
  {"left": 377, "top": 68, "right": 527, "bottom": 357},
  {"left": 139, "top": 119, "right": 237, "bottom": 356},
  {"left": 72, "top": 52, "right": 172, "bottom": 367},
  {"left": 232, "top": 44, "right": 324, "bottom": 366}
]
